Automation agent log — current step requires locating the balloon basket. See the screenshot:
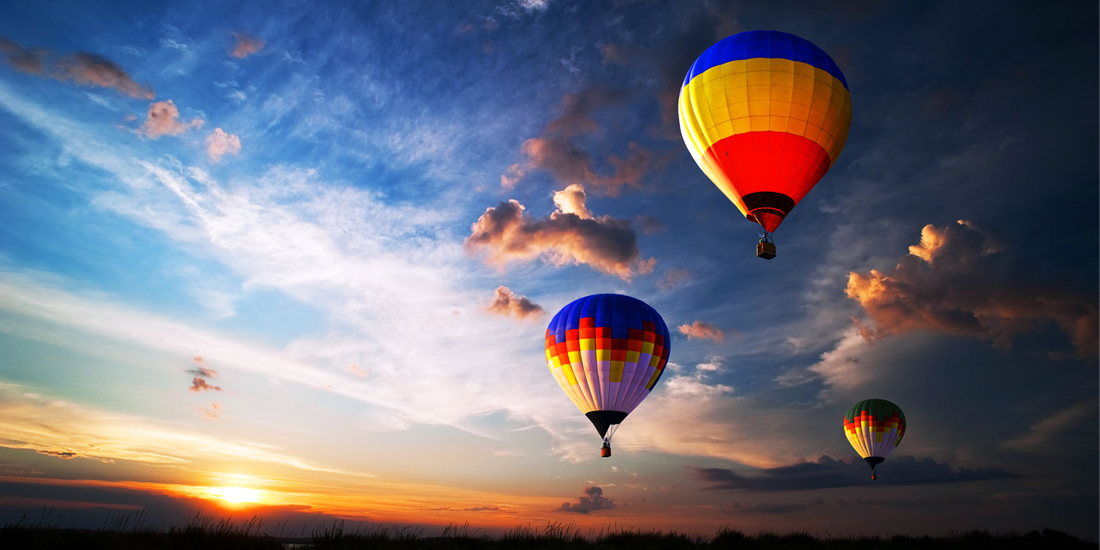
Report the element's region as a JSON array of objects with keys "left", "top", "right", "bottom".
[
  {"left": 757, "top": 240, "right": 776, "bottom": 260},
  {"left": 601, "top": 444, "right": 611, "bottom": 458}
]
